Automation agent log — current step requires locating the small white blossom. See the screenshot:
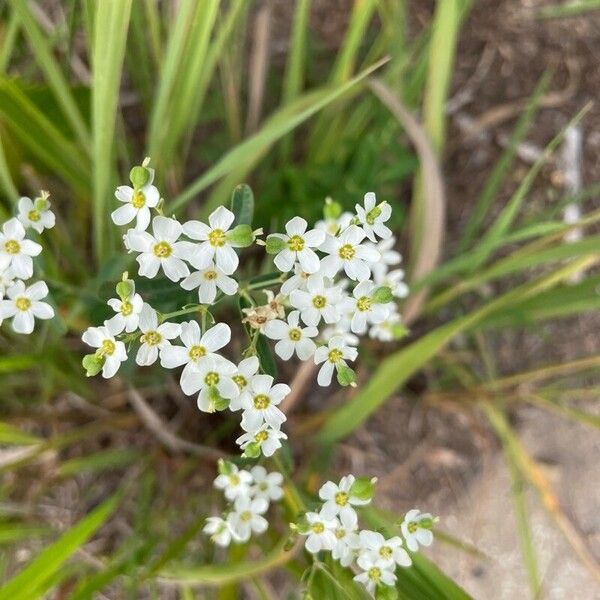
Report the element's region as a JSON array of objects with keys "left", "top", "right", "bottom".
[
  {"left": 303, "top": 510, "right": 338, "bottom": 554},
  {"left": 359, "top": 530, "right": 411, "bottom": 568},
  {"left": 185, "top": 356, "right": 239, "bottom": 412},
  {"left": 17, "top": 195, "right": 55, "bottom": 233},
  {"left": 82, "top": 321, "right": 127, "bottom": 378},
  {"left": 264, "top": 310, "right": 318, "bottom": 361},
  {"left": 319, "top": 475, "right": 370, "bottom": 521},
  {"left": 124, "top": 216, "right": 193, "bottom": 282},
  {"left": 111, "top": 180, "right": 159, "bottom": 231},
  {"left": 249, "top": 466, "right": 284, "bottom": 503},
  {"left": 182, "top": 206, "right": 240, "bottom": 275},
  {"left": 0, "top": 268, "right": 16, "bottom": 301},
  {"left": 331, "top": 511, "right": 360, "bottom": 567},
  {"left": 0, "top": 280, "right": 54, "bottom": 334},
  {"left": 353, "top": 553, "right": 396, "bottom": 595},
  {"left": 214, "top": 464, "right": 252, "bottom": 501},
  {"left": 240, "top": 374, "right": 289, "bottom": 431},
  {"left": 203, "top": 516, "right": 234, "bottom": 547},
  {"left": 0, "top": 218, "right": 42, "bottom": 280},
  {"left": 315, "top": 211, "right": 353, "bottom": 237},
  {"left": 270, "top": 216, "right": 325, "bottom": 274},
  {"left": 289, "top": 276, "right": 343, "bottom": 327},
  {"left": 105, "top": 293, "right": 143, "bottom": 334},
  {"left": 319, "top": 225, "right": 380, "bottom": 281},
  {"left": 369, "top": 304, "right": 403, "bottom": 342},
  {"left": 228, "top": 496, "right": 269, "bottom": 542},
  {"left": 367, "top": 236, "right": 401, "bottom": 281},
  {"left": 280, "top": 263, "right": 313, "bottom": 296},
  {"left": 344, "top": 280, "right": 391, "bottom": 335},
  {"left": 136, "top": 303, "right": 181, "bottom": 366},
  {"left": 313, "top": 336, "right": 358, "bottom": 387},
  {"left": 236, "top": 422, "right": 287, "bottom": 457},
  {"left": 375, "top": 268, "right": 409, "bottom": 299},
  {"left": 401, "top": 509, "right": 435, "bottom": 552},
  {"left": 355, "top": 192, "right": 392, "bottom": 242},
  {"left": 181, "top": 261, "right": 238, "bottom": 304},
  {"left": 229, "top": 356, "right": 260, "bottom": 411}
]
